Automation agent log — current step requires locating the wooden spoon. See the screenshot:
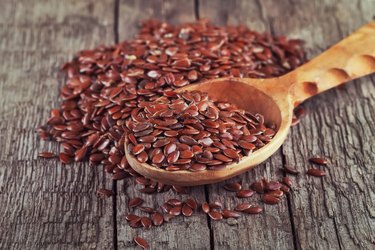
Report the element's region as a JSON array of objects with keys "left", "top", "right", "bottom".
[{"left": 125, "top": 21, "right": 375, "bottom": 186}]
